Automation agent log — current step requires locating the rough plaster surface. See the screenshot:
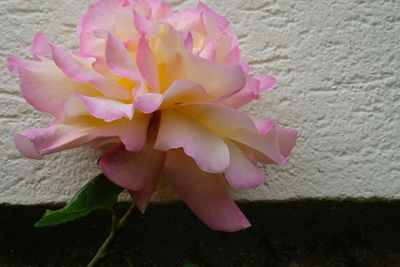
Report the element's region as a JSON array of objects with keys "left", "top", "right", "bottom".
[{"left": 0, "top": 0, "right": 399, "bottom": 204}]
